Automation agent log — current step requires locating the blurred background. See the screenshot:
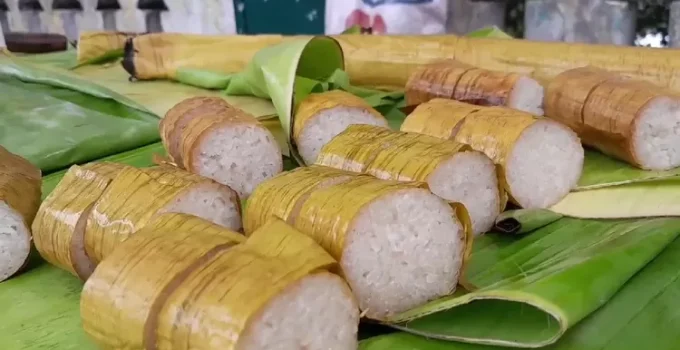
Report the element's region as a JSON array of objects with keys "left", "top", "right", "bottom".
[{"left": 0, "top": 0, "right": 675, "bottom": 48}]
